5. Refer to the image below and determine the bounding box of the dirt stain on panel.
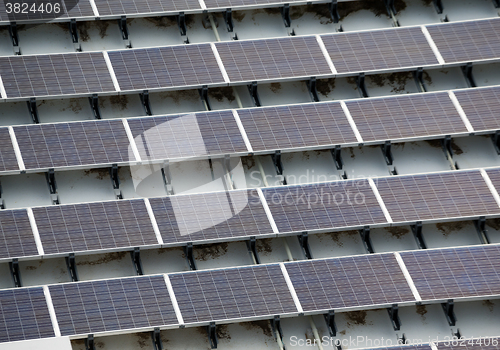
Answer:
[316,78,336,96]
[242,320,273,337]
[436,221,468,236]
[145,16,177,27]
[368,72,413,93]
[416,305,427,318]
[483,300,495,312]
[84,168,110,180]
[256,238,273,255]
[338,0,407,17]
[77,252,128,266]
[330,230,358,247]
[290,4,333,24]
[195,242,229,261]
[486,218,500,231]
[385,226,409,239]
[110,95,129,110]
[269,83,282,93]
[241,156,256,170]
[345,310,370,327]
[208,87,235,102]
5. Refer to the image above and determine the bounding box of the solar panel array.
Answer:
[215,36,332,82]
[94,0,201,16]
[33,199,158,255]
[0,209,38,260]
[320,27,439,73]
[169,264,297,323]
[436,338,500,350]
[427,18,500,64]
[262,179,387,233]
[345,92,468,142]
[237,102,358,151]
[0,53,116,98]
[285,254,415,311]
[0,0,94,22]
[485,168,500,196]
[453,86,500,132]
[0,128,19,172]
[108,45,225,91]
[375,170,500,223]
[49,275,178,335]
[400,245,500,300]
[128,111,248,161]
[13,120,131,170]
[0,287,54,343]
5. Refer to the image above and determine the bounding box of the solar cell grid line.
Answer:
[0,209,39,261]
[127,110,248,161]
[93,0,201,16]
[236,102,358,152]
[168,264,298,324]
[13,119,131,170]
[32,199,159,255]
[262,179,388,234]
[149,189,275,244]
[0,287,55,343]
[375,170,500,223]
[484,168,500,207]
[0,0,95,22]
[0,52,116,99]
[0,127,19,172]
[453,86,500,132]
[343,92,469,142]
[320,26,439,74]
[108,44,226,91]
[436,337,500,350]
[399,245,500,301]
[49,275,179,336]
[215,36,333,82]
[426,18,500,64]
[284,253,416,312]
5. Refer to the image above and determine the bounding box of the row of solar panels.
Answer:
[1,167,500,262]
[0,0,344,24]
[1,18,499,101]
[1,244,499,343]
[1,85,498,175]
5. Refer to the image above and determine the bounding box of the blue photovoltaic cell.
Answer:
[285,254,415,311]
[49,275,178,336]
[0,128,19,172]
[400,245,500,300]
[486,168,500,195]
[0,209,38,260]
[453,86,500,132]
[94,0,201,16]
[0,287,54,343]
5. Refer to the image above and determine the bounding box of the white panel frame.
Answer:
[27,208,44,256]
[368,178,393,223]
[340,101,364,144]
[420,26,445,65]
[163,274,184,326]
[231,110,253,153]
[210,43,230,84]
[8,126,25,172]
[0,74,7,99]
[448,91,475,133]
[279,263,304,314]
[122,119,142,162]
[394,252,422,302]
[480,169,500,209]
[257,188,279,234]
[315,35,337,75]
[43,286,61,337]
[144,198,163,245]
[102,51,121,92]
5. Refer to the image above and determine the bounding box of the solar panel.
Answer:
[400,245,500,300]
[169,264,297,323]
[453,86,500,132]
[0,287,54,343]
[128,111,248,161]
[320,27,439,74]
[94,0,201,16]
[262,179,388,233]
[13,120,131,170]
[285,253,415,312]
[0,128,19,172]
[0,0,94,22]
[436,337,500,350]
[426,18,500,64]
[32,200,158,255]
[0,209,38,260]
[108,45,225,91]
[49,275,178,336]
[375,170,500,223]
[0,53,116,99]
[485,168,500,195]
[344,92,468,142]
[149,189,274,244]
[204,0,330,8]
[215,36,332,82]
[237,102,358,152]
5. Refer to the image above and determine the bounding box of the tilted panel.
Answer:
[453,86,500,132]
[0,209,38,260]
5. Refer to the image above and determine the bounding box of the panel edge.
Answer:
[393,252,422,302]
[8,126,25,172]
[27,208,44,256]
[420,26,445,65]
[279,262,304,314]
[43,285,62,337]
[163,274,184,325]
[257,188,279,234]
[368,178,393,224]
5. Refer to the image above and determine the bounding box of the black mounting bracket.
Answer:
[0,182,4,209]
[384,0,396,15]
[66,253,79,282]
[178,12,187,36]
[161,161,174,195]
[411,222,427,249]
[151,327,163,350]
[474,216,490,244]
[271,316,285,349]
[398,334,407,346]
[27,98,39,124]
[307,77,320,102]
[247,81,261,107]
[413,68,427,92]
[207,322,218,349]
[324,310,337,337]
[492,131,500,154]
[46,169,57,194]
[271,150,285,176]
[9,259,22,287]
[387,304,401,331]
[110,164,120,190]
[9,22,20,54]
[298,232,313,259]
[493,0,500,8]
[442,299,457,326]
[359,226,374,253]
[330,0,340,23]
[452,328,462,339]
[69,19,81,51]
[381,141,394,166]
[281,4,291,27]
[185,243,197,270]
[199,85,212,111]
[89,94,102,119]
[356,73,369,98]
[140,90,153,116]
[118,16,129,40]
[434,0,443,14]
[85,334,96,350]
[224,8,234,32]
[246,236,261,264]
[442,135,453,158]
[331,145,343,170]
[461,63,476,88]
[131,247,144,276]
